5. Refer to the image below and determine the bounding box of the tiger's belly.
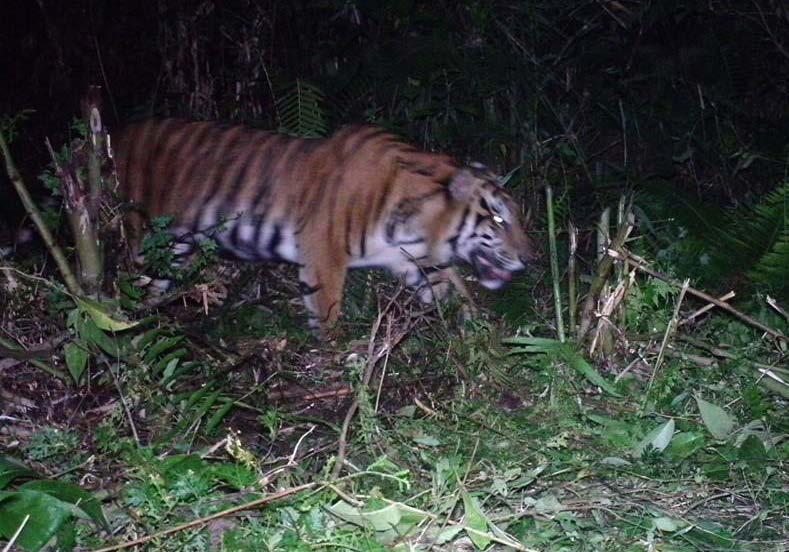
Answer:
[211,218,301,264]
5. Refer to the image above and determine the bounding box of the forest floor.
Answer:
[1,263,787,551]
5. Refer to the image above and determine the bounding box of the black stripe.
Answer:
[157,121,199,211]
[371,176,394,230]
[267,223,282,258]
[224,129,267,210]
[229,221,243,251]
[248,135,288,247]
[359,230,366,258]
[142,120,175,212]
[455,206,470,235]
[299,281,321,295]
[344,213,353,256]
[198,127,248,220]
[178,123,221,220]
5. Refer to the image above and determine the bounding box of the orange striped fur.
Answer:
[116,119,533,335]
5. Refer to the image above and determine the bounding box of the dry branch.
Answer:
[0,132,83,296]
[608,249,788,343]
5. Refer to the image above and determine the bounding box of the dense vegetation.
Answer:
[1,1,787,550]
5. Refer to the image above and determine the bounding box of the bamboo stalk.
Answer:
[568,221,577,334]
[545,184,566,342]
[0,131,84,296]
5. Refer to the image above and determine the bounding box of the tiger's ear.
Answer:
[448,169,477,201]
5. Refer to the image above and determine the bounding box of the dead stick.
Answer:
[0,132,84,296]
[91,482,317,552]
[609,249,788,342]
[679,291,735,326]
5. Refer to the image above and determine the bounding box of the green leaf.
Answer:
[695,396,735,439]
[413,435,441,447]
[633,419,675,457]
[435,525,464,544]
[562,346,621,396]
[75,297,139,332]
[205,399,237,435]
[666,432,706,461]
[534,494,563,514]
[329,500,402,531]
[461,490,491,549]
[600,456,632,467]
[64,342,89,385]
[78,318,125,358]
[0,490,76,551]
[653,516,682,532]
[738,434,768,473]
[210,464,258,491]
[19,480,108,529]
[0,457,37,489]
[505,338,620,396]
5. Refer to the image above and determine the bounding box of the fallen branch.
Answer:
[679,291,735,326]
[0,335,68,381]
[608,249,788,343]
[91,482,318,552]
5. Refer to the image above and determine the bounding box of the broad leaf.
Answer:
[0,457,36,489]
[76,297,139,332]
[462,490,491,549]
[738,434,768,473]
[633,419,675,457]
[329,500,411,532]
[64,342,89,384]
[666,432,706,461]
[0,490,76,551]
[695,396,735,439]
[505,338,620,396]
[20,480,108,529]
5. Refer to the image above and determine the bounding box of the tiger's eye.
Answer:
[493,215,504,224]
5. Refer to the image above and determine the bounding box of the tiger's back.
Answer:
[116,119,533,334]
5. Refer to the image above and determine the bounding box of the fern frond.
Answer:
[274,80,329,138]
[718,182,789,296]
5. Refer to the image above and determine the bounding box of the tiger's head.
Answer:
[448,164,534,289]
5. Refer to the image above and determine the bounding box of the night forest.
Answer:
[0,1,788,550]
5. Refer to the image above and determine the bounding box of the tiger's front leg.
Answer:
[398,265,464,303]
[298,260,348,338]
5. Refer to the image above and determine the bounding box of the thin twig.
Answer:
[766,296,788,321]
[0,334,68,381]
[2,515,30,552]
[91,482,318,552]
[609,249,788,343]
[332,289,406,480]
[643,279,690,409]
[105,357,140,447]
[679,291,736,326]
[567,221,578,333]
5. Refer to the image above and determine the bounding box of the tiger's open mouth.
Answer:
[471,252,515,289]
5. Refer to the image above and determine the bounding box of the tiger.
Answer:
[115,119,533,336]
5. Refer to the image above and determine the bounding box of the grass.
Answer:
[1,262,787,551]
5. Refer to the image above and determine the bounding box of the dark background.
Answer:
[2,0,789,293]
